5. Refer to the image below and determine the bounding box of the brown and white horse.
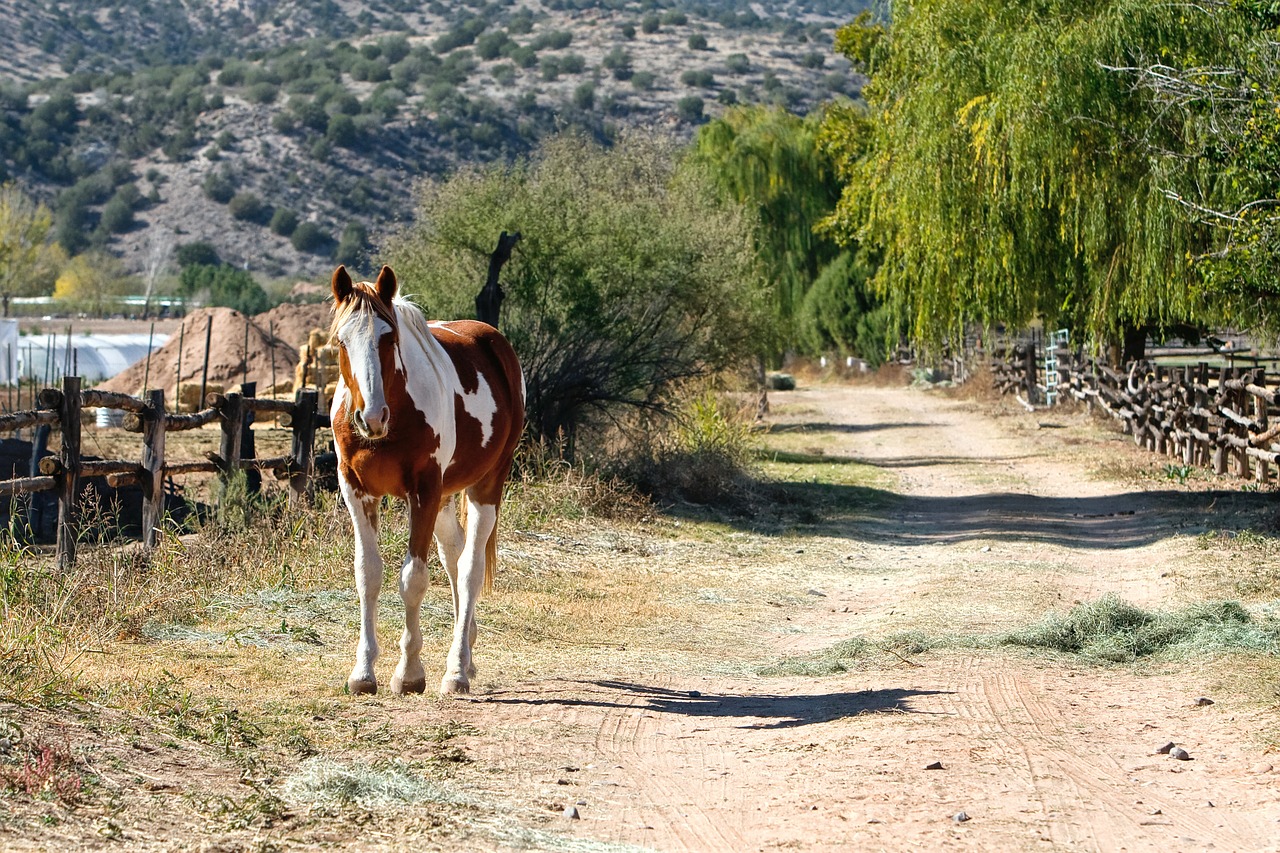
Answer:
[329,264,524,695]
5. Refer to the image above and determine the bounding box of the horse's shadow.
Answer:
[483,679,950,729]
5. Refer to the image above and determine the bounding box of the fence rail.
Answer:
[993,343,1280,484]
[0,376,335,567]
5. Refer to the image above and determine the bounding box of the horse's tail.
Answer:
[460,497,498,594]
[483,527,497,594]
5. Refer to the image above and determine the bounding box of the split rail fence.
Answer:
[993,343,1280,484]
[0,376,335,567]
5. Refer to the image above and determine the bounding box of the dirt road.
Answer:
[433,384,1280,852]
[6,381,1278,852]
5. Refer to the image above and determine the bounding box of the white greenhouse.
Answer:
[0,322,169,385]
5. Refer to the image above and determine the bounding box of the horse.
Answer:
[328,264,525,695]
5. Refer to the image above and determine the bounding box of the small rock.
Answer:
[1150,809,1162,815]
[925,761,944,770]
[563,805,580,820]
[1252,763,1273,774]
[1169,747,1192,761]
[980,546,991,552]
[556,779,570,785]
[0,737,10,753]
[1194,697,1215,707]
[1155,742,1176,755]
[953,811,971,823]
[807,588,825,596]
[688,690,702,698]
[577,800,587,806]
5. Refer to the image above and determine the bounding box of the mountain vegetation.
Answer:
[0,0,866,287]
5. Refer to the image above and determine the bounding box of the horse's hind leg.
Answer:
[441,494,496,694]
[391,489,440,695]
[341,479,382,695]
[432,497,475,679]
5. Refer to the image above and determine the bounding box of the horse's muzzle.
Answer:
[353,406,390,440]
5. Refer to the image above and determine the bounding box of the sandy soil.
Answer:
[4,381,1279,851]
[429,384,1280,852]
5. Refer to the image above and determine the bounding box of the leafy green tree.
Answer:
[692,106,866,357]
[387,131,766,453]
[179,263,270,314]
[820,2,1246,355]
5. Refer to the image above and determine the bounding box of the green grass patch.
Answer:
[759,597,1280,674]
[999,595,1280,662]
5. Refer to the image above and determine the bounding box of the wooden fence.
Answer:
[993,343,1280,483]
[0,377,334,567]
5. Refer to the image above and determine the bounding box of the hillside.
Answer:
[0,0,866,284]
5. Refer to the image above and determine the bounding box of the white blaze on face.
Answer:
[338,310,394,437]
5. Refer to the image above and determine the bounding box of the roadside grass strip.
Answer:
[759,596,1280,673]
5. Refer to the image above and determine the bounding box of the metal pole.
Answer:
[143,321,155,396]
[242,315,249,391]
[175,320,185,413]
[200,314,212,407]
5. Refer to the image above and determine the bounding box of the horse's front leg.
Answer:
[341,477,383,695]
[442,495,496,694]
[390,488,440,695]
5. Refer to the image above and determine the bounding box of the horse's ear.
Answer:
[331,265,353,302]
[375,265,397,304]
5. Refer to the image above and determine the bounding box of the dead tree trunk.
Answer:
[475,230,521,329]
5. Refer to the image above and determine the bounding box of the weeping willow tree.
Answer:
[691,106,849,358]
[822,2,1255,356]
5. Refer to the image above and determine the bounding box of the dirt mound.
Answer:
[253,300,332,350]
[97,303,332,399]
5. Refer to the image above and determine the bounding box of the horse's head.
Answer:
[331,264,400,440]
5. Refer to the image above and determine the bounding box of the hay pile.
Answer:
[97,303,333,403]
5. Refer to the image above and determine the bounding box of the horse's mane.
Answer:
[328,282,402,342]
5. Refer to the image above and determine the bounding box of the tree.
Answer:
[178,263,270,315]
[0,184,55,301]
[692,106,860,356]
[54,250,133,315]
[820,2,1239,356]
[387,131,767,454]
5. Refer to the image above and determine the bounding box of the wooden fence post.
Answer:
[219,392,245,480]
[240,381,259,495]
[1254,368,1269,484]
[141,389,165,550]
[290,388,319,504]
[55,376,81,569]
[1023,341,1037,405]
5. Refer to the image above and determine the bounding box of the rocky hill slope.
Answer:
[0,0,866,286]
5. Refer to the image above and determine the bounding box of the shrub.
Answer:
[631,71,656,90]
[676,96,705,123]
[202,171,235,203]
[99,194,134,234]
[386,132,766,451]
[572,82,595,110]
[176,241,220,267]
[724,53,750,74]
[228,191,267,223]
[640,14,660,33]
[681,69,715,88]
[270,207,299,237]
[603,47,633,81]
[291,221,328,252]
[688,34,708,51]
[246,82,280,104]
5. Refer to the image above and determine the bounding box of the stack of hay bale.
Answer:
[170,381,225,413]
[295,329,340,406]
